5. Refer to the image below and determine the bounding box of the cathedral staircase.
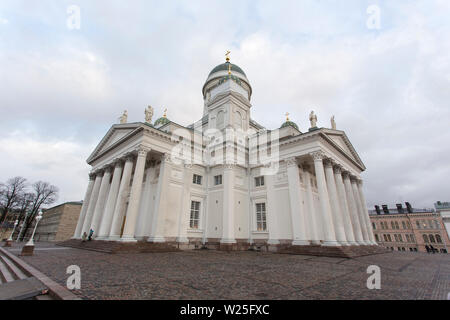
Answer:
[0,246,79,300]
[57,239,181,254]
[277,245,390,258]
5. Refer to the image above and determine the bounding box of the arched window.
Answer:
[234,111,242,129]
[391,221,395,229]
[429,234,436,243]
[402,221,406,229]
[416,221,421,229]
[423,234,429,243]
[395,221,400,229]
[436,234,442,243]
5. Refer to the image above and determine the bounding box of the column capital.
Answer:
[93,169,104,177]
[112,158,124,167]
[310,151,326,161]
[350,175,358,183]
[285,157,298,168]
[162,153,172,163]
[136,146,150,157]
[356,178,364,186]
[342,170,351,179]
[333,164,343,174]
[223,163,235,170]
[124,152,136,162]
[88,172,96,180]
[323,158,334,168]
[102,164,113,173]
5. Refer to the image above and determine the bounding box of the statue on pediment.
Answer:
[145,106,154,123]
[119,110,128,124]
[309,111,317,128]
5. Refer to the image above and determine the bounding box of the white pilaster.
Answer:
[221,164,236,244]
[177,163,192,243]
[357,179,377,245]
[342,172,365,244]
[73,174,95,239]
[265,173,280,244]
[324,160,348,245]
[148,154,170,243]
[334,166,358,245]
[311,152,339,246]
[97,160,123,239]
[303,168,321,245]
[81,172,103,235]
[109,155,134,240]
[121,147,149,242]
[286,157,309,246]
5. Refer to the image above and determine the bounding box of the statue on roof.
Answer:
[145,106,154,123]
[119,110,128,124]
[309,111,317,128]
[331,115,336,130]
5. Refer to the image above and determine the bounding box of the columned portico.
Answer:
[109,155,134,240]
[357,179,377,245]
[311,152,339,246]
[81,172,103,235]
[302,167,321,244]
[90,166,112,237]
[334,166,358,245]
[351,177,370,245]
[97,159,123,239]
[324,159,348,245]
[342,172,365,245]
[148,154,170,243]
[121,147,149,242]
[73,174,95,239]
[286,158,309,246]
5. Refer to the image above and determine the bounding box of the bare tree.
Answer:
[0,177,27,223]
[20,181,58,240]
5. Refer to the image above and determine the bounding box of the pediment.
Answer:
[321,130,366,170]
[86,123,142,163]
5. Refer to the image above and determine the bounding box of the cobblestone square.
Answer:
[5,242,450,300]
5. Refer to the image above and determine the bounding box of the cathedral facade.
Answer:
[73,57,377,250]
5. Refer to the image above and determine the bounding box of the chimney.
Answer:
[405,202,413,213]
[382,205,389,214]
[396,204,404,214]
[375,205,381,215]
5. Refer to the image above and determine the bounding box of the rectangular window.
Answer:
[255,203,267,231]
[255,176,265,187]
[190,201,201,229]
[372,222,376,230]
[193,174,202,185]
[214,175,222,185]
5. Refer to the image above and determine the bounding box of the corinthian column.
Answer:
[351,177,370,245]
[109,155,134,240]
[148,154,170,243]
[81,172,103,235]
[356,179,377,245]
[334,166,357,245]
[286,158,309,245]
[73,174,95,239]
[303,168,321,244]
[221,164,236,244]
[97,159,123,239]
[89,166,113,237]
[311,152,339,246]
[121,147,149,242]
[342,172,364,244]
[324,159,348,245]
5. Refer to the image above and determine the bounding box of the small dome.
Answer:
[281,120,299,130]
[209,62,246,77]
[154,116,170,127]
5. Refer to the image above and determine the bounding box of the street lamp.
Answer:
[16,222,24,242]
[7,220,18,241]
[21,210,43,256]
[26,211,43,247]
[3,219,18,247]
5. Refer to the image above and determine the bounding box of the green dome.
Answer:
[209,62,246,77]
[154,116,170,127]
[281,121,299,130]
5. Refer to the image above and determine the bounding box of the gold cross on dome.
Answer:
[225,50,231,62]
[163,108,167,118]
[286,112,290,121]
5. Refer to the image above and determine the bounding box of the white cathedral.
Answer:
[73,54,377,250]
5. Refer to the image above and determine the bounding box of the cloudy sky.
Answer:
[0,0,449,209]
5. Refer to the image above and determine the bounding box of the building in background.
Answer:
[369,203,449,253]
[435,202,450,238]
[30,201,82,242]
